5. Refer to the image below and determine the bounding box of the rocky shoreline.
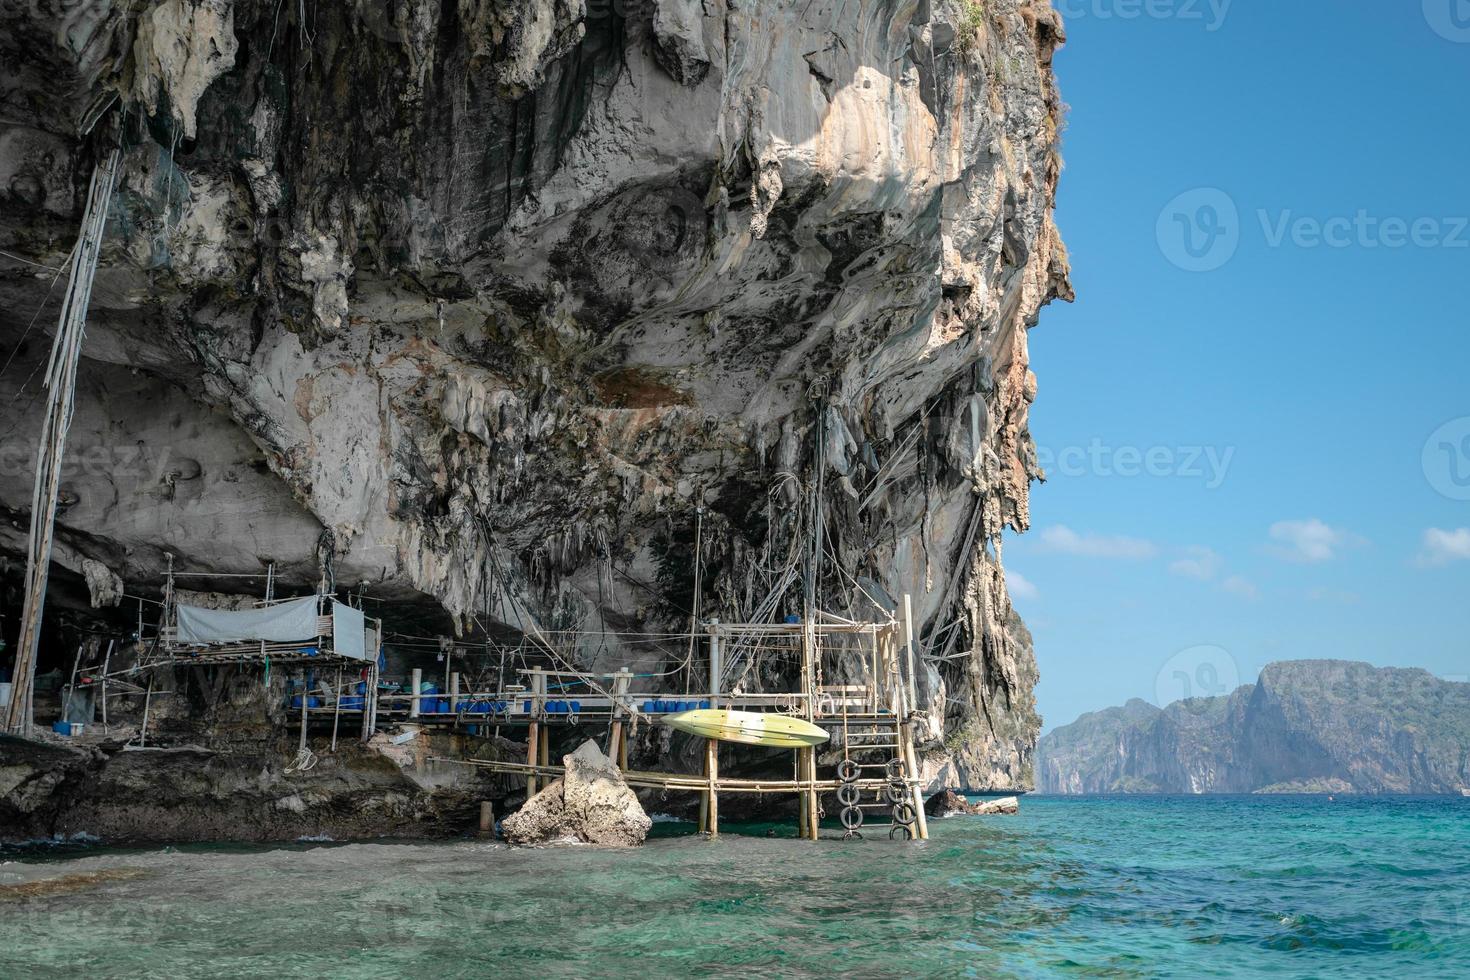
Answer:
[0,730,513,846]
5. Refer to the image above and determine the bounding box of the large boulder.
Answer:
[502,740,651,847]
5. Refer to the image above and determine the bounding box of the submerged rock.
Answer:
[924,789,1019,817]
[925,788,979,817]
[502,741,651,847]
[975,796,1020,815]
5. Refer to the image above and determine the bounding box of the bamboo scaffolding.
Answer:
[5,149,120,736]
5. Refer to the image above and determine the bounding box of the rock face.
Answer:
[1037,661,1470,795]
[0,730,509,844]
[501,740,651,846]
[1,0,1072,793]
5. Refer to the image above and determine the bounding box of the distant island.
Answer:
[1036,660,1470,795]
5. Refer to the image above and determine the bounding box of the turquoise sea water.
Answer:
[3,796,1468,978]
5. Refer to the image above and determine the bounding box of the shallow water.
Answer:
[3,796,1467,978]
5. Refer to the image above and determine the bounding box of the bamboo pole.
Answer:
[139,675,154,747]
[479,801,495,837]
[811,746,823,840]
[902,593,920,715]
[99,640,113,731]
[797,749,807,838]
[903,720,930,841]
[330,668,343,752]
[698,747,709,833]
[5,150,120,736]
[706,737,719,839]
[607,671,630,766]
[409,667,422,719]
[526,720,540,796]
[431,757,897,793]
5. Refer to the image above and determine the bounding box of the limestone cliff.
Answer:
[1,0,1071,791]
[1037,661,1470,795]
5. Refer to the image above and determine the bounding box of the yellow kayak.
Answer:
[663,708,829,748]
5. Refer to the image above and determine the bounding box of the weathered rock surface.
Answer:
[925,787,978,816]
[924,787,1018,816]
[1037,661,1470,795]
[502,740,650,846]
[0,730,509,844]
[1,0,1072,795]
[975,794,1019,814]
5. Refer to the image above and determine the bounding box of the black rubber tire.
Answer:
[836,783,861,807]
[840,805,864,830]
[889,824,913,841]
[885,758,905,781]
[892,802,917,827]
[883,780,907,805]
[837,759,859,783]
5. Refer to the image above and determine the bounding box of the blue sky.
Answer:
[1013,1,1470,731]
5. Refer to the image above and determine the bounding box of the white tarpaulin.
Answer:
[175,595,320,645]
[331,601,367,661]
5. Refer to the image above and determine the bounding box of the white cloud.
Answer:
[1007,571,1039,601]
[1266,518,1362,563]
[1222,575,1259,600]
[1419,527,1470,567]
[1169,546,1221,580]
[1037,525,1158,560]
